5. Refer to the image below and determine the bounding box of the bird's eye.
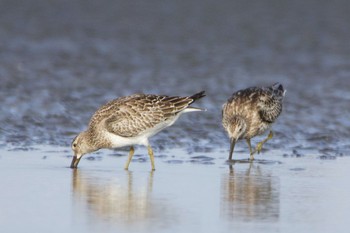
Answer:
[73,143,77,148]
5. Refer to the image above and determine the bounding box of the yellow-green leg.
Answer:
[246,138,255,161]
[255,131,274,154]
[124,146,135,170]
[148,145,156,171]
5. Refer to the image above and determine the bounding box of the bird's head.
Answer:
[225,116,247,141]
[70,131,95,169]
[224,116,247,160]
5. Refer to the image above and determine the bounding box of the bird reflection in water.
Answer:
[221,162,280,222]
[71,169,169,225]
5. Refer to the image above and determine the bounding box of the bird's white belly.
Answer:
[105,132,149,147]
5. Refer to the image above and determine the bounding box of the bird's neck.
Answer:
[86,129,112,149]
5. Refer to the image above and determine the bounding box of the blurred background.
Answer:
[0,0,349,156]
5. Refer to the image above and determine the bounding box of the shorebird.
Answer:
[71,91,206,170]
[222,83,285,161]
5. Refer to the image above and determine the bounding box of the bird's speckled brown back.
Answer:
[89,92,205,138]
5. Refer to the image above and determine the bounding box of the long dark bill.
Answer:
[228,138,236,161]
[70,156,81,169]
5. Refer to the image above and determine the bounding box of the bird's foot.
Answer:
[255,142,264,154]
[267,131,274,140]
[254,131,274,154]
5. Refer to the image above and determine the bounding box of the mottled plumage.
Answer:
[71,91,206,170]
[222,83,285,160]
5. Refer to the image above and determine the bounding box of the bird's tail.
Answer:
[190,91,206,102]
[271,83,286,98]
[187,91,206,111]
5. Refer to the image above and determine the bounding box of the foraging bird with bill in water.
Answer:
[71,91,206,170]
[222,83,285,161]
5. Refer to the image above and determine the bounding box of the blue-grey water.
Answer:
[1,0,350,232]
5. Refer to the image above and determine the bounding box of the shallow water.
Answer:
[1,148,350,233]
[1,0,350,232]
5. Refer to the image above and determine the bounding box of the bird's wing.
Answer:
[104,94,195,137]
[257,90,283,123]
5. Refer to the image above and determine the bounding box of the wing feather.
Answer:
[225,87,282,124]
[103,94,195,137]
[257,90,283,123]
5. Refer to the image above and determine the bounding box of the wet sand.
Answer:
[1,147,349,233]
